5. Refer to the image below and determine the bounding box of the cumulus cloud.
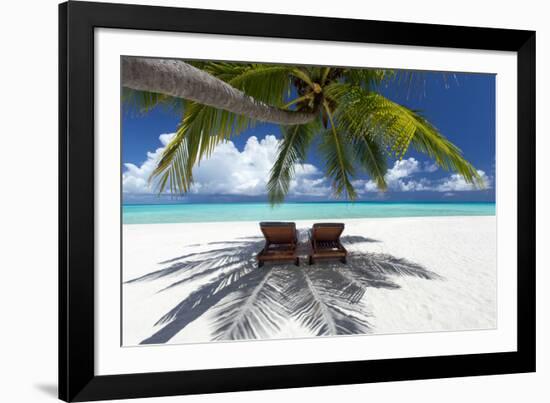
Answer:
[290,177,331,197]
[423,161,439,173]
[434,170,491,192]
[356,157,490,193]
[122,133,175,194]
[359,157,429,192]
[122,133,328,197]
[124,136,490,198]
[386,158,421,181]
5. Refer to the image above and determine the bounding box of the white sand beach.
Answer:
[122,216,496,346]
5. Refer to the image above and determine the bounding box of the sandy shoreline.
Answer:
[123,216,497,346]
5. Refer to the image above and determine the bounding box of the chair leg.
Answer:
[258,260,264,268]
[295,257,300,266]
[341,256,347,264]
[309,256,313,265]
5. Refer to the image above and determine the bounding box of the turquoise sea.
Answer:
[122,202,495,225]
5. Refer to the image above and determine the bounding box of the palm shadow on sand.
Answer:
[125,230,441,345]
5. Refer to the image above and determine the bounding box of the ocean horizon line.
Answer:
[122,200,496,207]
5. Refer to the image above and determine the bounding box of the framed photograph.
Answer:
[59,1,536,401]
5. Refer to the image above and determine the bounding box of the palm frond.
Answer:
[200,62,294,105]
[320,67,331,85]
[407,113,482,185]
[150,120,193,193]
[327,83,483,186]
[290,67,315,88]
[346,131,388,190]
[266,121,320,204]
[150,99,257,193]
[121,88,183,115]
[327,83,414,156]
[319,103,357,199]
[228,64,294,106]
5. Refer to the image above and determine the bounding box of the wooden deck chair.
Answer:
[257,222,299,268]
[308,223,347,265]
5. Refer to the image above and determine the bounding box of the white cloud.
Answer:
[124,137,490,197]
[122,133,176,194]
[290,177,331,197]
[386,158,421,182]
[435,170,491,192]
[357,157,491,193]
[423,161,439,173]
[360,157,428,192]
[122,133,328,197]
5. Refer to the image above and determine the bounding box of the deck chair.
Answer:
[257,222,299,267]
[308,223,347,265]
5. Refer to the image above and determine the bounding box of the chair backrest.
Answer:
[260,222,297,244]
[312,223,345,242]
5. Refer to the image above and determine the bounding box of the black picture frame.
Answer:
[59,1,536,401]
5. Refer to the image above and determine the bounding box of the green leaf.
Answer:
[328,83,483,187]
[150,100,255,193]
[267,121,320,204]
[202,62,294,106]
[121,88,183,115]
[320,103,357,199]
[346,131,388,191]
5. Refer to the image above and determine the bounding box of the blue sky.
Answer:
[122,69,495,204]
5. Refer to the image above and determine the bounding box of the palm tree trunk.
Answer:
[121,57,316,125]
